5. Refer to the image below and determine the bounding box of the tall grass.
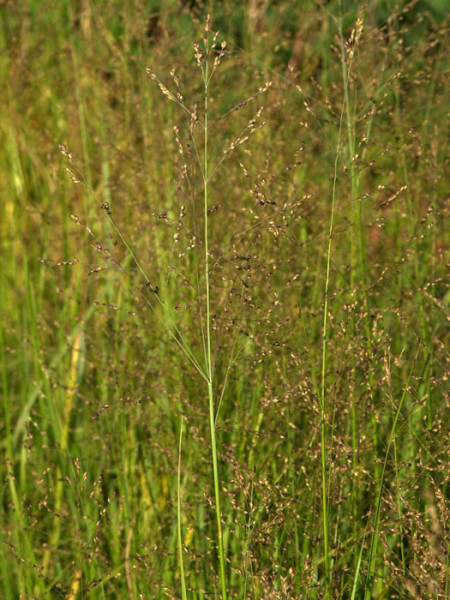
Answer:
[0,1,448,598]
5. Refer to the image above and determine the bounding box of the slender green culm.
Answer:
[177,417,187,600]
[201,17,228,599]
[319,11,353,590]
[319,137,337,599]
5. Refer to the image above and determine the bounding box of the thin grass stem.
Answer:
[202,42,228,600]
[177,417,187,600]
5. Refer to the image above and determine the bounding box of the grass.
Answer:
[0,1,448,598]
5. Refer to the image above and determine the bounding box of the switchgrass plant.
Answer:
[1,1,448,598]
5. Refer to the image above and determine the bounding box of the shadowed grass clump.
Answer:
[0,1,448,598]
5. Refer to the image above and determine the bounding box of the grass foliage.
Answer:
[0,1,448,598]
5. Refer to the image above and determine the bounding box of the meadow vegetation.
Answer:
[0,1,448,598]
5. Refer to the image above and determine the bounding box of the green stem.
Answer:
[320,142,338,597]
[177,417,187,600]
[203,56,227,600]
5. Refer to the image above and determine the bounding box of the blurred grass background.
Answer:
[0,1,448,598]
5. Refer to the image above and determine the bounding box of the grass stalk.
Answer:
[201,40,228,600]
[319,77,343,600]
[177,417,187,600]
[319,8,364,588]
